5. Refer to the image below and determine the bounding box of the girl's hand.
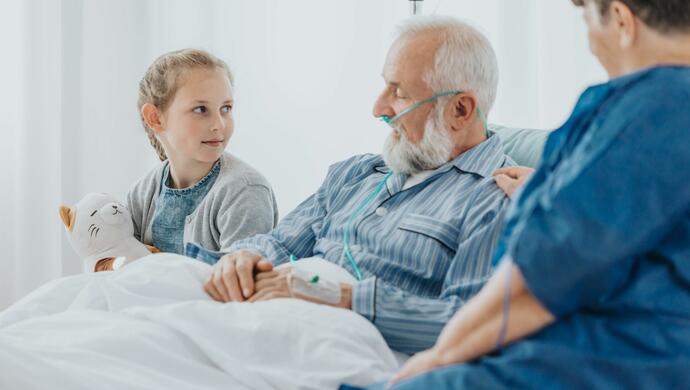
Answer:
[145,244,160,253]
[493,166,535,198]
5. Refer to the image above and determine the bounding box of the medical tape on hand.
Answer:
[288,267,341,305]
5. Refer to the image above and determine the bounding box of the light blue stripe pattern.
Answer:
[228,133,513,354]
[184,241,225,266]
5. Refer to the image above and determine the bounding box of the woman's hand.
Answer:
[388,261,555,387]
[389,348,444,386]
[493,166,535,198]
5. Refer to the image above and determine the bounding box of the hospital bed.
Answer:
[0,126,548,390]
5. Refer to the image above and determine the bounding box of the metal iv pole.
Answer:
[409,0,424,15]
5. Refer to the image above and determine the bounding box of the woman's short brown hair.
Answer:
[571,0,690,34]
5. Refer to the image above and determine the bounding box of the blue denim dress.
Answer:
[151,160,220,254]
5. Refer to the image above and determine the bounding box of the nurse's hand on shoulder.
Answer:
[493,166,534,198]
[204,250,273,302]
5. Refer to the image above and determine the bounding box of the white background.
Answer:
[0,0,606,309]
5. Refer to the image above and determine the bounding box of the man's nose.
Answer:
[373,89,396,119]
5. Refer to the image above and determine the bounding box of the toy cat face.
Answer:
[59,193,134,258]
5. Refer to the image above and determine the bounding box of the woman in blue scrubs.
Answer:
[361,1,690,389]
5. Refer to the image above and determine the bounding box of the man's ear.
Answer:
[59,206,76,232]
[446,94,477,132]
[141,103,165,134]
[610,0,637,48]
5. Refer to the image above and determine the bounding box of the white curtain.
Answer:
[0,0,606,309]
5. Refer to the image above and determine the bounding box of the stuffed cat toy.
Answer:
[59,193,157,272]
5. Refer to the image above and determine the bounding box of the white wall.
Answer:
[162,0,606,218]
[71,0,609,217]
[0,0,24,310]
[0,0,607,308]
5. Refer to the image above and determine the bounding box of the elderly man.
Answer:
[203,16,514,354]
[361,0,690,389]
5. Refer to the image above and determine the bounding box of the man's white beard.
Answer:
[382,106,453,175]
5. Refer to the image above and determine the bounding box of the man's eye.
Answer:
[394,88,407,99]
[221,105,233,113]
[193,106,207,114]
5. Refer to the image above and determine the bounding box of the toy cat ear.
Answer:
[59,206,76,232]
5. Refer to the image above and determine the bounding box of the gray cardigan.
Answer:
[126,153,278,252]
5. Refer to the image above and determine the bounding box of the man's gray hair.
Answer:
[396,16,499,115]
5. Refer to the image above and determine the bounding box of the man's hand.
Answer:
[493,166,535,198]
[248,267,353,309]
[204,250,273,302]
[389,347,444,385]
[247,268,292,302]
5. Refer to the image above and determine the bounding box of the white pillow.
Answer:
[490,124,549,168]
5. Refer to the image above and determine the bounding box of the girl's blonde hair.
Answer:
[137,48,234,161]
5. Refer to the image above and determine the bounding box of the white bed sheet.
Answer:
[0,254,399,390]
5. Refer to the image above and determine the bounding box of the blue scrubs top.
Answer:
[353,66,690,390]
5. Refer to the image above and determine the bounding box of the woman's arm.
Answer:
[391,260,555,383]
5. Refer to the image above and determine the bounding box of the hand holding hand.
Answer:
[204,250,273,302]
[248,266,353,309]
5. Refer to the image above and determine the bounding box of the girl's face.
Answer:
[159,67,234,165]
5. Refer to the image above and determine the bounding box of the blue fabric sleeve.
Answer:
[227,192,324,266]
[227,161,347,266]
[511,91,690,317]
[183,242,225,265]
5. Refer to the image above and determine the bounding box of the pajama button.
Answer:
[186,216,192,224]
[375,207,388,216]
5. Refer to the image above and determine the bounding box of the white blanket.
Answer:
[0,254,398,390]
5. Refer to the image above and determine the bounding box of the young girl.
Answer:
[125,48,278,261]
